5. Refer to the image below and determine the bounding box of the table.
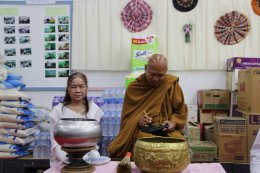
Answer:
[44,161,227,173]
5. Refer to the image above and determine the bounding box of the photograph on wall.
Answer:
[45,43,56,50]
[19,16,30,24]
[4,36,16,44]
[58,43,69,50]
[58,34,69,41]
[4,48,16,56]
[4,60,16,68]
[58,25,69,32]
[58,69,69,77]
[58,52,69,60]
[20,48,32,55]
[4,17,15,24]
[19,36,31,44]
[45,70,56,78]
[45,61,56,69]
[4,26,15,34]
[44,25,55,33]
[44,16,55,24]
[20,60,32,68]
[58,60,69,68]
[19,26,30,34]
[45,34,56,41]
[45,52,56,60]
[58,16,69,24]
[0,4,71,88]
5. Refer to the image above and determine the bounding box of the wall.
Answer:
[25,70,226,109]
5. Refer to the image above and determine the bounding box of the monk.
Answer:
[108,54,188,158]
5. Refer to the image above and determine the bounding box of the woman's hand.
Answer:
[139,114,152,127]
[162,120,176,132]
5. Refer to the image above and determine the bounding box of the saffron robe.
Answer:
[108,74,188,158]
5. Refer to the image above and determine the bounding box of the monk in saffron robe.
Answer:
[108,54,188,158]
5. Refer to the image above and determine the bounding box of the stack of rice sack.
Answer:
[0,54,25,90]
[0,89,37,158]
[0,73,26,90]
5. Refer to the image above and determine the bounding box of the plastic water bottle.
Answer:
[119,88,125,112]
[114,89,121,112]
[52,96,60,108]
[88,96,93,102]
[107,89,115,112]
[108,136,114,147]
[101,112,109,136]
[107,112,114,136]
[114,112,121,136]
[95,96,103,108]
[101,136,109,156]
[59,96,64,103]
[33,132,51,159]
[102,89,109,112]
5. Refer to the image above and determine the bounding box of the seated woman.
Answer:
[48,72,104,168]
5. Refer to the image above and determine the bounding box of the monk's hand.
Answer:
[162,120,176,132]
[139,114,152,127]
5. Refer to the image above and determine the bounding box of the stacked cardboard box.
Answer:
[226,57,260,91]
[189,140,217,162]
[199,109,229,124]
[197,89,230,124]
[236,67,260,162]
[237,67,260,113]
[204,124,214,141]
[213,116,247,163]
[190,89,231,162]
[236,110,260,161]
[226,57,260,117]
[186,122,201,141]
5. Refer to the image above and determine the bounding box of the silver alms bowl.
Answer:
[54,118,101,148]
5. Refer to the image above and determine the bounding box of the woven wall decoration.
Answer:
[121,0,153,33]
[214,11,250,45]
[251,0,260,15]
[172,0,198,12]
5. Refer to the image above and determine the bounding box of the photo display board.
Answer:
[0,1,72,90]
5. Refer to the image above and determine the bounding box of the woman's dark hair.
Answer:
[62,72,89,113]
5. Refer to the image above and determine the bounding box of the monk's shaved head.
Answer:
[145,54,168,87]
[147,54,168,67]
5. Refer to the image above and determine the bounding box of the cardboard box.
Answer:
[213,116,247,163]
[236,110,260,161]
[237,67,260,113]
[213,116,246,135]
[197,90,230,110]
[204,124,214,141]
[187,104,198,122]
[226,57,260,72]
[215,134,247,163]
[188,140,217,162]
[186,122,201,141]
[226,57,260,91]
[199,109,229,124]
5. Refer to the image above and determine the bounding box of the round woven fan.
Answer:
[214,11,250,45]
[121,0,153,33]
[251,0,260,15]
[172,0,198,12]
